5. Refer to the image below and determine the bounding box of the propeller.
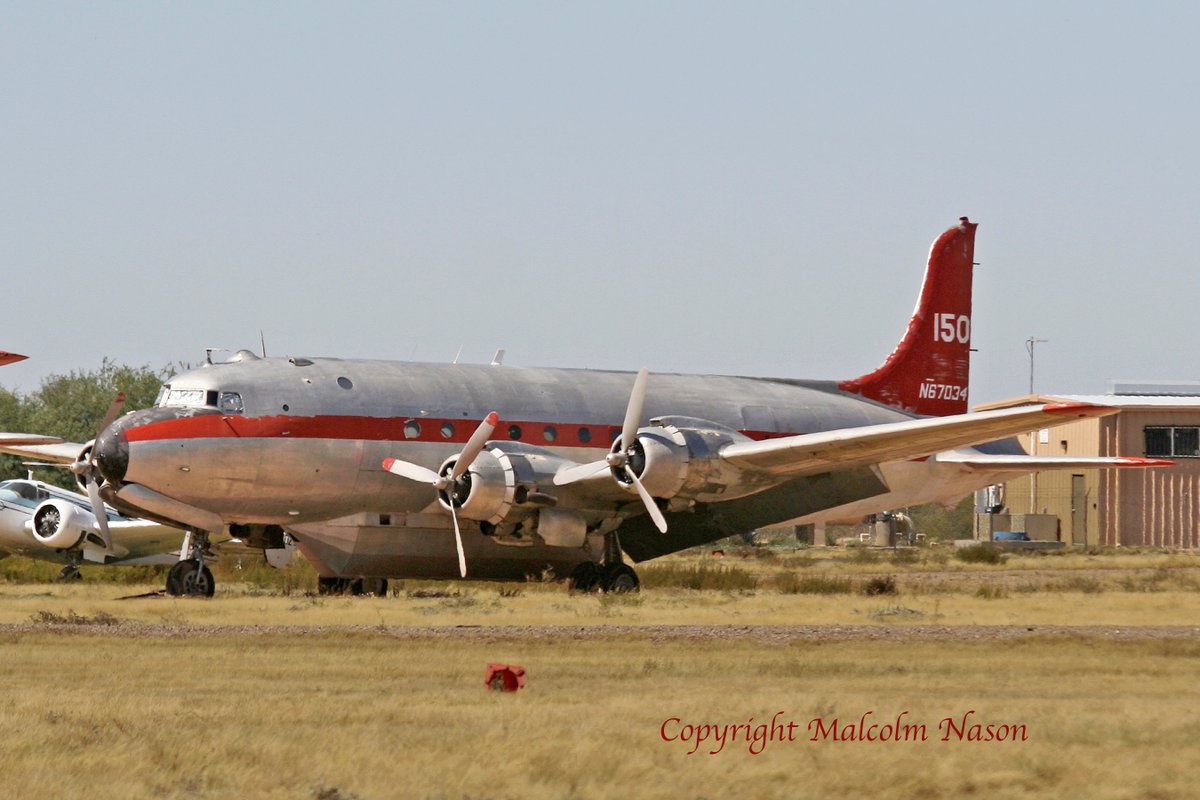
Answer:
[553,368,668,533]
[68,391,127,550]
[383,411,499,578]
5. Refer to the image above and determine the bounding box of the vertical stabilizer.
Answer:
[838,217,977,416]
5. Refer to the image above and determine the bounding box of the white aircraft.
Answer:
[0,477,185,581]
[0,219,1170,594]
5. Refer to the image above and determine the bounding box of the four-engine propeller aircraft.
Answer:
[0,219,1170,593]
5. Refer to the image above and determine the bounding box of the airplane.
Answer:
[0,476,186,581]
[0,360,295,596]
[0,218,1170,594]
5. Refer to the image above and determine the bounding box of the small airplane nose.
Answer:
[94,422,129,485]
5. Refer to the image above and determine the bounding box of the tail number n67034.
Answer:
[934,313,971,344]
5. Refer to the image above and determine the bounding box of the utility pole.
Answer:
[1026,337,1048,395]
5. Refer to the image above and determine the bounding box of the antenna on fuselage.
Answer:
[452,345,464,365]
[260,331,267,358]
[491,349,505,366]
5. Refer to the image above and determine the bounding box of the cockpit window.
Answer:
[218,392,244,414]
[156,386,241,412]
[159,388,208,407]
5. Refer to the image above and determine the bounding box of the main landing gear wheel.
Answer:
[600,563,639,594]
[166,559,215,598]
[568,562,601,593]
[56,565,82,582]
[317,577,389,597]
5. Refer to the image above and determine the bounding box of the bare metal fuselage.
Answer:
[105,355,1002,579]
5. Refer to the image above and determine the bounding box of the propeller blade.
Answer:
[625,467,668,533]
[553,459,610,486]
[450,412,499,481]
[621,368,648,452]
[94,392,128,446]
[85,479,113,550]
[382,457,441,484]
[449,503,467,578]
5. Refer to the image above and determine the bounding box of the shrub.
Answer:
[954,544,1007,565]
[769,573,855,595]
[639,563,758,591]
[861,575,898,596]
[975,583,1009,600]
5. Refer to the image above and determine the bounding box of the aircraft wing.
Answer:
[933,452,1172,471]
[719,403,1120,479]
[0,435,79,464]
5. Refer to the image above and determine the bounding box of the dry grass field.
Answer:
[2,546,1200,799]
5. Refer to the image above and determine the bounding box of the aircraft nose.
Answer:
[94,422,129,485]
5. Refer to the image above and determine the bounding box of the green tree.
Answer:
[0,360,172,485]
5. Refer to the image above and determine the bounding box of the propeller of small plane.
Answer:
[553,368,668,533]
[382,411,499,578]
[67,391,126,551]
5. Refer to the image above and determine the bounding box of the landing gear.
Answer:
[166,559,215,597]
[569,531,640,593]
[56,564,82,582]
[166,530,216,597]
[317,576,389,596]
[601,563,639,593]
[568,562,601,592]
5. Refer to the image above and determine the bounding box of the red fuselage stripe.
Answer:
[123,413,797,448]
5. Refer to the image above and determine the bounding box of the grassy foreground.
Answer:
[3,546,1200,799]
[2,629,1199,799]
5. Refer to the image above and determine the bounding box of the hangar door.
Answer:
[1070,474,1087,545]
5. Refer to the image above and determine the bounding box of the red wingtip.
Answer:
[1041,402,1115,417]
[0,351,28,367]
[382,457,395,471]
[1118,457,1175,468]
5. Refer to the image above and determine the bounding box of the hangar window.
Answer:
[1145,426,1200,458]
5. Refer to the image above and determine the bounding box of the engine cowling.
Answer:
[30,499,97,550]
[613,416,757,507]
[439,442,577,525]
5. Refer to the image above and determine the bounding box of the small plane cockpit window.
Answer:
[218,392,244,414]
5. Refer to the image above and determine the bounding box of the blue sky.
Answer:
[2,2,1196,405]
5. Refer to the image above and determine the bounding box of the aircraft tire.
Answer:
[166,559,216,598]
[600,563,639,594]
[568,562,601,593]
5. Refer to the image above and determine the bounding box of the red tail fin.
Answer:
[839,217,977,416]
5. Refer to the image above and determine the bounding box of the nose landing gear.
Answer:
[165,530,216,598]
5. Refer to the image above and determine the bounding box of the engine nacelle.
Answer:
[614,416,756,506]
[30,499,97,550]
[439,442,579,526]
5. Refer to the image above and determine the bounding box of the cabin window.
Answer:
[543,425,557,442]
[508,424,523,440]
[404,421,421,439]
[440,422,455,439]
[337,377,353,390]
[577,427,592,444]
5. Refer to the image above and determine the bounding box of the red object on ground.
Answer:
[711,550,725,558]
[485,663,526,692]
